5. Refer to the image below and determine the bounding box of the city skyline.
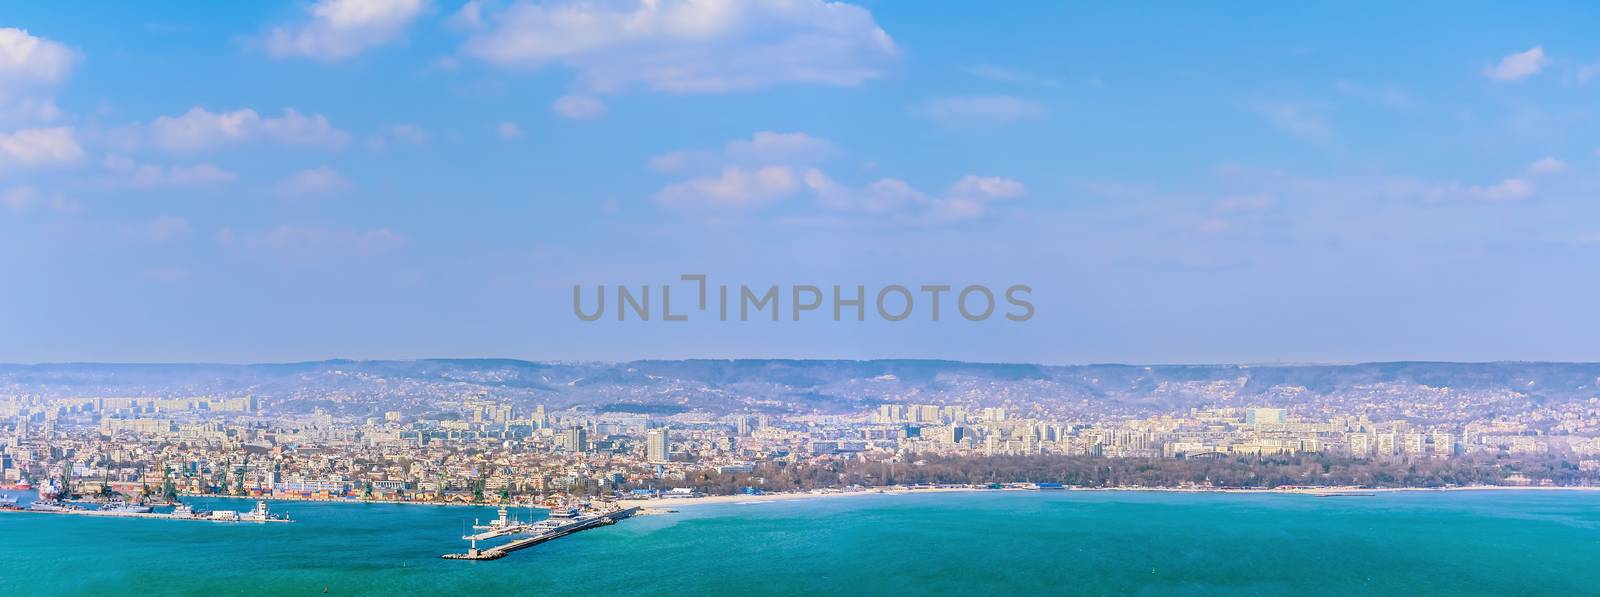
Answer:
[9,3,1600,593]
[6,1,1600,365]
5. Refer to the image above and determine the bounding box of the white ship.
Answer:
[38,478,64,500]
[101,500,154,514]
[27,500,79,512]
[240,500,288,522]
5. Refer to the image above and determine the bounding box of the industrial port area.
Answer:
[0,477,290,523]
[1,477,653,561]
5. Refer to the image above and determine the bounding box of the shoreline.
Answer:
[12,484,1600,515]
[182,494,494,508]
[130,483,1600,511]
[614,484,1600,509]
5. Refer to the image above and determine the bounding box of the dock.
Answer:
[442,506,638,561]
[0,507,293,522]
[0,499,291,523]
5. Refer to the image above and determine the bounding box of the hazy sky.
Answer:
[3,1,1600,364]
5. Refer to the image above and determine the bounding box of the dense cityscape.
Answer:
[5,360,1600,504]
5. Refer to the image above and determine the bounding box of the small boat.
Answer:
[0,494,17,505]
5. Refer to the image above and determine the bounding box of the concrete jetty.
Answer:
[442,506,638,561]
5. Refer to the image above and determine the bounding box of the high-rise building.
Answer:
[1245,408,1286,425]
[1348,432,1372,457]
[735,416,750,436]
[947,424,966,444]
[1431,432,1458,458]
[562,426,587,453]
[1375,431,1398,456]
[647,428,670,464]
[1401,432,1426,456]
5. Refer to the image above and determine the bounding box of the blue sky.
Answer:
[3,1,1599,364]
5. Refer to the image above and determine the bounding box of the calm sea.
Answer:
[2,490,1598,595]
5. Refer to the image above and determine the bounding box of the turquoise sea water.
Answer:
[3,490,1599,595]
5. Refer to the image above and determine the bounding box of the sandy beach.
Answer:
[161,483,1600,512]
[615,483,1600,509]
[616,486,986,509]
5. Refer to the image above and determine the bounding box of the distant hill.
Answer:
[2,359,1597,420]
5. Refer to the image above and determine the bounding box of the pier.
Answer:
[442,506,639,561]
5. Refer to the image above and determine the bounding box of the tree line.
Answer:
[651,454,1600,494]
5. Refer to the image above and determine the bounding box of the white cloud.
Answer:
[655,166,800,208]
[935,175,1026,219]
[1484,46,1547,82]
[447,0,484,30]
[276,166,352,196]
[0,28,78,127]
[801,171,1024,220]
[139,107,349,151]
[948,175,1025,200]
[497,121,523,139]
[1213,164,1552,212]
[912,95,1046,124]
[221,225,410,258]
[102,156,237,187]
[1383,177,1535,203]
[1526,157,1567,176]
[0,126,84,169]
[266,0,427,61]
[725,131,834,163]
[0,28,77,86]
[1471,178,1535,201]
[803,170,917,214]
[648,131,833,172]
[651,130,1022,220]
[551,94,605,119]
[463,0,898,93]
